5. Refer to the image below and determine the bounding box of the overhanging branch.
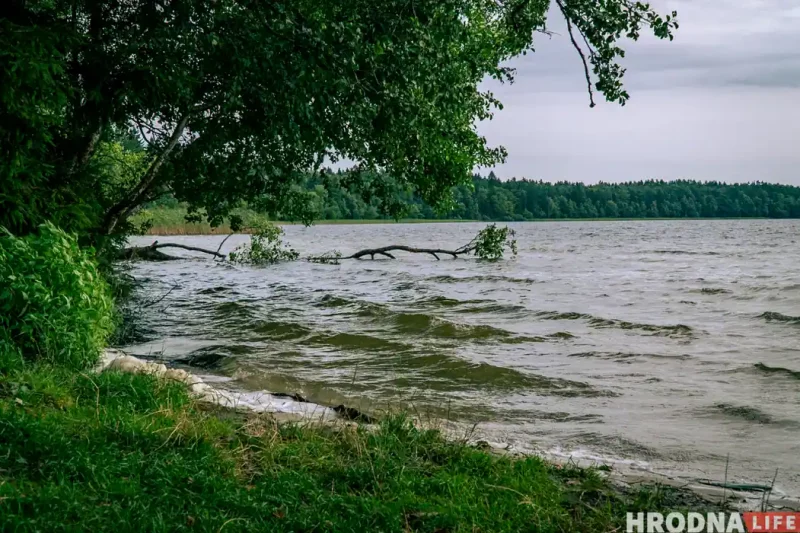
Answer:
[102,114,190,235]
[556,0,596,108]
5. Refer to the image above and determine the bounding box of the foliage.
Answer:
[0,223,114,371]
[228,223,299,265]
[139,176,800,233]
[0,364,715,532]
[92,141,151,214]
[455,176,800,220]
[304,173,800,221]
[470,224,518,260]
[131,204,272,235]
[0,17,73,235]
[1,0,677,241]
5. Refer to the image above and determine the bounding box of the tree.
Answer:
[2,0,678,242]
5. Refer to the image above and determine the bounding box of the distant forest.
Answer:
[316,173,800,220]
[154,173,800,221]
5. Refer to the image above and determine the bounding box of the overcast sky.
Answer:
[478,0,800,184]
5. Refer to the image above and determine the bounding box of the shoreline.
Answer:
[100,349,800,513]
[7,347,728,531]
[138,217,780,236]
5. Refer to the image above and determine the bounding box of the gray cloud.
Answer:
[481,0,800,183]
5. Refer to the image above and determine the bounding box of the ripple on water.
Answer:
[424,274,540,285]
[388,312,546,344]
[175,345,255,369]
[300,332,413,353]
[250,320,314,341]
[569,352,691,364]
[559,432,662,460]
[213,301,255,319]
[198,286,235,295]
[314,294,546,344]
[752,362,800,380]
[366,352,614,397]
[415,295,529,315]
[694,288,732,295]
[707,403,773,424]
[535,311,694,338]
[759,311,800,325]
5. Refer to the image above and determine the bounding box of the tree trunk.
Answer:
[101,115,190,235]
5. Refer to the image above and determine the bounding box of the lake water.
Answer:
[125,220,800,497]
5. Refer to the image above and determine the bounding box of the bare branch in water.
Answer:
[118,242,226,261]
[312,244,476,261]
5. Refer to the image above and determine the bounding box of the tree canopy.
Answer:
[1,0,677,241]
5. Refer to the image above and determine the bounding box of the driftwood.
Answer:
[340,244,476,261]
[118,241,226,261]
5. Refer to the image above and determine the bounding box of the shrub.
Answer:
[0,223,114,371]
[228,222,299,265]
[471,224,518,260]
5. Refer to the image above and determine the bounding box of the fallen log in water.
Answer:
[340,244,476,261]
[118,241,226,261]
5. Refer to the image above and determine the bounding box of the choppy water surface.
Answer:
[126,220,800,495]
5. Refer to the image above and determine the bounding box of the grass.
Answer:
[132,205,771,236]
[0,364,714,532]
[131,206,477,235]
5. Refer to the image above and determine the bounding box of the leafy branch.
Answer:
[308,224,517,263]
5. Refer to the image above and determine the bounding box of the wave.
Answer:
[758,311,800,325]
[251,320,313,341]
[590,318,693,336]
[753,362,800,380]
[416,296,529,315]
[198,286,234,295]
[314,294,388,318]
[416,295,491,308]
[547,331,576,340]
[649,250,720,256]
[214,301,254,318]
[560,432,661,459]
[425,274,540,285]
[407,354,612,396]
[696,288,732,295]
[711,403,772,424]
[535,311,694,337]
[301,332,413,352]
[315,294,540,343]
[569,351,691,363]
[175,345,254,369]
[389,313,544,344]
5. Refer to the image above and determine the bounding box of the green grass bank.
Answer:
[0,362,716,532]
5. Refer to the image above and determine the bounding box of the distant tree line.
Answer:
[309,172,800,221]
[150,171,800,222]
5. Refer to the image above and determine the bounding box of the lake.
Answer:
[125,220,800,497]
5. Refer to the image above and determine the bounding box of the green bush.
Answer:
[0,223,114,371]
[228,222,299,265]
[469,224,518,260]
